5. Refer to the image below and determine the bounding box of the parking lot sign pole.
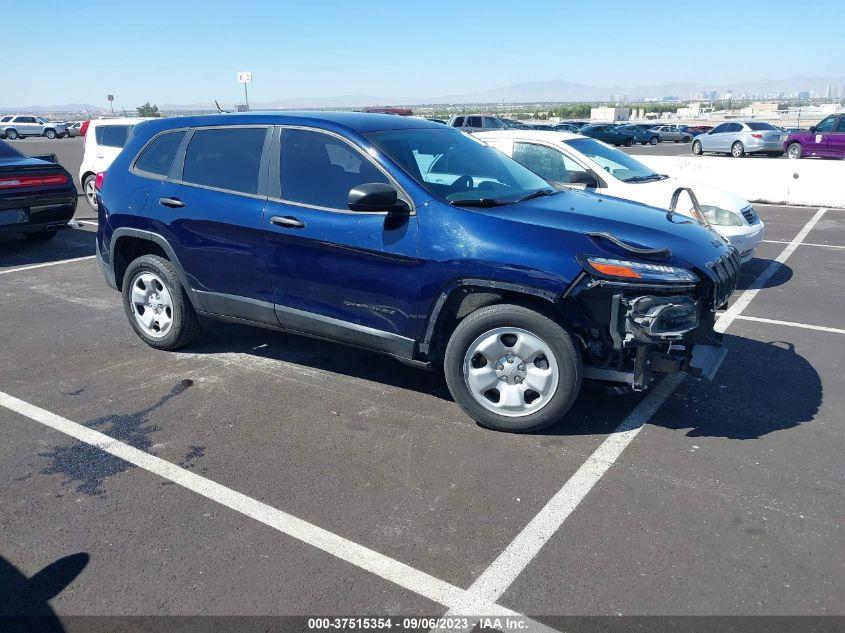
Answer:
[237,72,252,111]
[107,94,114,116]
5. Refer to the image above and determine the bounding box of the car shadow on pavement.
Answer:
[0,552,89,632]
[0,229,94,269]
[735,257,793,290]
[651,333,821,440]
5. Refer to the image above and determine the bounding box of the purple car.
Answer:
[784,113,845,159]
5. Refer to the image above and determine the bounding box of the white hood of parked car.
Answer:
[618,175,750,216]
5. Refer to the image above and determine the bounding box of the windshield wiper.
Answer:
[515,188,558,203]
[449,198,507,208]
[626,174,664,183]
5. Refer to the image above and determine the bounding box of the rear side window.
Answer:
[0,116,12,123]
[95,125,132,148]
[279,128,387,209]
[134,130,186,177]
[181,127,266,195]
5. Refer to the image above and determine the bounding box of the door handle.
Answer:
[159,197,186,208]
[270,215,305,229]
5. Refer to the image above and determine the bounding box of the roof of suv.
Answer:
[135,111,443,136]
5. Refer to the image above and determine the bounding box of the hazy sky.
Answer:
[6,0,843,107]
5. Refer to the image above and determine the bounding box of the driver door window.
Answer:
[279,129,388,210]
[512,142,589,188]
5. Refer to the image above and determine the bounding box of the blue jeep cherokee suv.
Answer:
[96,112,739,432]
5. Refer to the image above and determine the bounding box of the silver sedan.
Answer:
[692,121,785,157]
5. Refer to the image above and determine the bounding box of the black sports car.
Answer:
[0,140,76,241]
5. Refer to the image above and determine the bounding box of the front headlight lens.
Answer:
[699,205,744,226]
[584,257,699,283]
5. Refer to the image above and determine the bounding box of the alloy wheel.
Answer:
[129,272,174,338]
[462,326,559,418]
[84,178,98,210]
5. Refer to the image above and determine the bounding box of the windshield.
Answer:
[365,128,555,206]
[0,140,24,159]
[564,137,661,183]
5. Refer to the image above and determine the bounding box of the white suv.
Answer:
[79,118,150,210]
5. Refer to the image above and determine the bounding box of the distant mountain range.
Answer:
[5,76,844,113]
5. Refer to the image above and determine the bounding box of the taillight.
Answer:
[0,173,69,189]
[80,120,90,136]
[95,172,106,190]
[751,133,763,139]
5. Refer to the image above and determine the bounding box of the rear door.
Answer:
[14,117,38,135]
[263,126,420,353]
[153,125,276,323]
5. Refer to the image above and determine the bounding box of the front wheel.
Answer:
[692,140,703,155]
[649,136,659,145]
[731,141,745,158]
[623,137,634,147]
[122,254,201,350]
[44,129,56,139]
[444,304,581,432]
[787,143,802,159]
[83,174,98,211]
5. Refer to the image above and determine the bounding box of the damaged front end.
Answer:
[561,247,740,391]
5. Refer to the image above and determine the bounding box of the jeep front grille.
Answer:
[707,250,741,309]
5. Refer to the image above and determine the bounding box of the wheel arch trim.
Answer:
[418,278,561,357]
[109,228,204,310]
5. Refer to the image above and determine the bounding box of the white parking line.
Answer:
[733,315,845,335]
[762,239,845,250]
[0,255,96,276]
[440,206,828,627]
[717,208,826,333]
[0,390,555,632]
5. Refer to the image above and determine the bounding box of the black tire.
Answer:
[692,140,703,155]
[623,137,633,147]
[787,143,802,159]
[731,141,745,157]
[44,128,56,139]
[122,254,201,350]
[649,136,659,145]
[443,303,582,433]
[682,136,692,143]
[23,229,58,241]
[5,128,18,140]
[82,174,98,211]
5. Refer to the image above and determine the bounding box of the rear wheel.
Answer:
[24,229,58,241]
[731,141,745,158]
[692,140,703,155]
[122,254,201,350]
[623,137,633,147]
[682,135,692,143]
[787,143,802,159]
[83,174,98,211]
[444,304,581,432]
[5,128,18,140]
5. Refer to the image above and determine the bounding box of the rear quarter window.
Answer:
[95,125,132,148]
[180,127,267,195]
[134,130,186,177]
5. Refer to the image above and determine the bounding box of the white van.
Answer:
[79,118,151,210]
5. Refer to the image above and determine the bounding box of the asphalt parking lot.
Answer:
[1,202,843,631]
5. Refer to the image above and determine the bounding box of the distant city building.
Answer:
[797,91,810,100]
[590,106,630,122]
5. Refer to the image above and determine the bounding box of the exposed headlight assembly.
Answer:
[582,256,699,283]
[699,205,744,226]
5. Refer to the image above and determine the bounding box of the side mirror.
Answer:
[568,171,599,188]
[348,182,409,213]
[809,126,816,133]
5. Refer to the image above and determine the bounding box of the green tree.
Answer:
[136,102,161,117]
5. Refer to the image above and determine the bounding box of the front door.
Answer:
[263,127,420,357]
[824,116,845,157]
[153,125,275,323]
[809,115,835,157]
